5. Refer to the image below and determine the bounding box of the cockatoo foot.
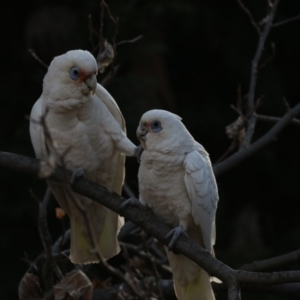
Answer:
[120,197,141,215]
[165,225,187,251]
[70,168,85,185]
[134,144,144,163]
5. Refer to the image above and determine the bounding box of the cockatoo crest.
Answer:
[43,50,98,104]
[136,109,194,153]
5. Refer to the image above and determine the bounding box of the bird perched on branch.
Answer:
[122,109,219,300]
[30,49,139,264]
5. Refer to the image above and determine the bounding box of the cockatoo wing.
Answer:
[95,83,126,195]
[94,83,125,248]
[95,83,126,132]
[184,143,218,253]
[29,98,48,160]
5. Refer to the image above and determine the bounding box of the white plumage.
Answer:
[30,49,137,264]
[136,109,218,300]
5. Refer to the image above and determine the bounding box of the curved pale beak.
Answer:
[136,124,148,141]
[84,74,97,94]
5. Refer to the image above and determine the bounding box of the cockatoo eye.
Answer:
[151,120,163,133]
[69,67,80,81]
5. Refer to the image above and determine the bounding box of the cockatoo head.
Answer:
[137,109,194,153]
[43,50,98,102]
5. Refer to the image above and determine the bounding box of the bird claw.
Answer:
[134,144,144,163]
[165,225,187,251]
[70,168,85,185]
[120,197,141,215]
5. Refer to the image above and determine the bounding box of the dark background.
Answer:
[1,0,300,299]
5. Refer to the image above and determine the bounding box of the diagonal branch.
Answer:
[240,248,300,272]
[213,281,300,297]
[273,14,300,27]
[28,49,49,69]
[237,0,261,35]
[213,102,300,176]
[257,114,300,126]
[116,35,143,46]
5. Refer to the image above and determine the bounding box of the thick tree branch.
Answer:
[213,102,300,176]
[240,248,300,272]
[213,281,300,297]
[92,280,300,299]
[1,152,300,299]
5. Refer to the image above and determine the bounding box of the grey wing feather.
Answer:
[95,83,126,132]
[29,98,48,160]
[95,83,126,195]
[184,143,218,253]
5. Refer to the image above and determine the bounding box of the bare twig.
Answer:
[118,221,141,241]
[230,105,245,120]
[120,242,171,274]
[283,97,291,112]
[258,42,276,70]
[236,84,246,115]
[99,0,105,52]
[20,252,39,273]
[237,0,261,35]
[28,49,48,69]
[213,102,300,176]
[101,0,119,56]
[101,0,118,24]
[267,0,273,8]
[148,242,168,265]
[30,188,63,293]
[122,182,137,199]
[273,14,300,27]
[241,0,281,148]
[142,238,164,299]
[88,14,96,50]
[214,141,238,164]
[37,188,54,291]
[51,229,70,256]
[257,114,300,126]
[93,1,142,77]
[101,65,120,86]
[116,35,144,46]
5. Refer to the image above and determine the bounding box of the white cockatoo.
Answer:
[30,49,138,264]
[125,109,219,300]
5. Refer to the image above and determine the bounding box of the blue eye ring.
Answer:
[151,120,162,133]
[69,66,80,81]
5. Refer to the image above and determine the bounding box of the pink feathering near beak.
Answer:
[78,70,91,82]
[146,124,152,132]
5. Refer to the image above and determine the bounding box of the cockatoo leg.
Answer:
[70,168,85,185]
[120,197,141,214]
[165,224,188,251]
[134,144,144,163]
